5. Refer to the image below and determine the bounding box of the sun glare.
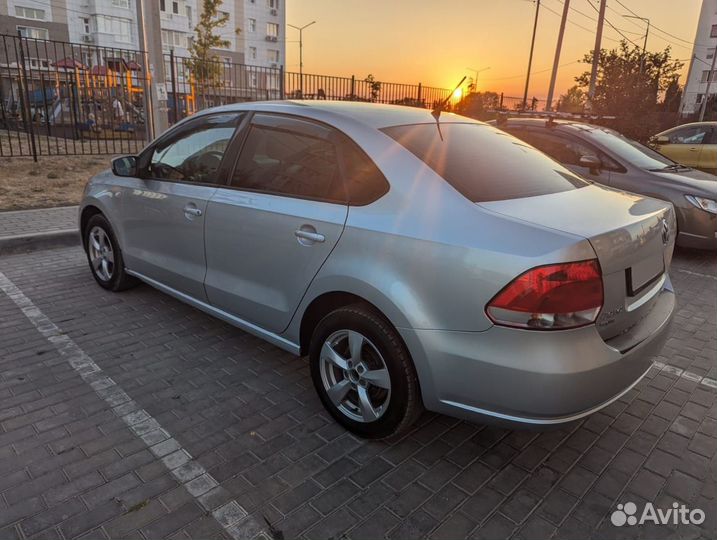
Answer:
[452,88,463,100]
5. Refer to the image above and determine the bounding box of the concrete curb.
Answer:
[0,228,81,255]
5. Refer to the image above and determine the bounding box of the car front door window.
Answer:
[150,114,241,183]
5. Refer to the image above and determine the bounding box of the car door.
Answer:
[699,126,717,174]
[203,113,349,333]
[120,112,243,301]
[657,125,710,169]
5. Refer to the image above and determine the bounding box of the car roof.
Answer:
[200,100,480,130]
[656,121,717,135]
[495,117,605,132]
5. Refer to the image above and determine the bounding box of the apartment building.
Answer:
[681,0,717,115]
[0,0,285,68]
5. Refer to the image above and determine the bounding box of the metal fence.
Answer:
[0,34,453,159]
[0,34,150,159]
[165,53,452,125]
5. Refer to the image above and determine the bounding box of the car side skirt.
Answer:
[126,269,301,355]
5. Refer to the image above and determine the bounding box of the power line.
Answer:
[612,0,693,45]
[541,2,620,42]
[585,0,641,48]
[482,60,581,81]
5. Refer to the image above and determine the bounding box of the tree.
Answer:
[660,77,682,112]
[187,0,238,87]
[574,40,683,141]
[364,74,381,102]
[454,91,500,119]
[557,85,586,113]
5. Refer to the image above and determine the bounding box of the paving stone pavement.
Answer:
[0,207,79,239]
[0,245,714,540]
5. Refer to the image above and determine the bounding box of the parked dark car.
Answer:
[493,118,717,250]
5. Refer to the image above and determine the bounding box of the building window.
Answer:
[248,18,256,32]
[249,46,257,60]
[708,48,716,60]
[268,0,279,8]
[80,17,90,34]
[16,6,46,20]
[111,0,130,8]
[173,2,179,14]
[94,16,132,43]
[266,23,279,38]
[701,70,717,83]
[161,29,187,49]
[17,26,49,40]
[160,0,166,12]
[186,6,192,25]
[249,72,258,88]
[711,24,717,38]
[267,49,279,63]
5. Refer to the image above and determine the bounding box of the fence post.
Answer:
[350,75,355,100]
[40,73,51,137]
[16,33,38,161]
[500,92,504,110]
[279,65,285,100]
[417,82,422,105]
[169,49,179,123]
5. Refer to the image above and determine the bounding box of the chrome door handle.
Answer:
[184,205,202,216]
[294,229,325,243]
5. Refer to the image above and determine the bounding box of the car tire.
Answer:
[309,304,423,439]
[84,214,137,292]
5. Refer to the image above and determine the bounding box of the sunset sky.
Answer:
[285,0,702,99]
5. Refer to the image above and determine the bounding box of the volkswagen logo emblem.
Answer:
[661,218,669,245]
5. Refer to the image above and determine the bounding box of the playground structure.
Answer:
[0,34,150,157]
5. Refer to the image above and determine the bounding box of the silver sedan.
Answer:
[80,101,676,438]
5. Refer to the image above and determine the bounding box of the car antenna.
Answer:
[431,76,466,141]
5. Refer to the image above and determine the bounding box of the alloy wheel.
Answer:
[88,226,114,281]
[319,329,392,422]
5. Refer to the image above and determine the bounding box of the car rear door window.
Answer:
[230,114,345,202]
[337,139,389,205]
[514,129,622,171]
[382,123,587,203]
[149,113,241,184]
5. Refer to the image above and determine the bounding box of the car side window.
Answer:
[337,138,389,205]
[230,115,345,202]
[149,113,241,183]
[517,130,621,171]
[667,126,710,144]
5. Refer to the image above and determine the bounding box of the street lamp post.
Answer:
[624,15,650,73]
[466,66,490,93]
[288,21,316,97]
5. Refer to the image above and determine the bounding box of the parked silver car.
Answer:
[80,102,676,438]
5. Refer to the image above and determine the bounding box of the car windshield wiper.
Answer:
[651,163,692,172]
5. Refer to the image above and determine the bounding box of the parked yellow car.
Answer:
[654,122,717,175]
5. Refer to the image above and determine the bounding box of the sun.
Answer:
[452,88,463,100]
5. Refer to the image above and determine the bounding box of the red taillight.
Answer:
[487,259,604,330]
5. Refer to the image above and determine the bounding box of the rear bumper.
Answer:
[399,284,675,427]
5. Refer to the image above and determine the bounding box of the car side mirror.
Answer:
[111,155,138,177]
[656,135,669,144]
[579,155,601,172]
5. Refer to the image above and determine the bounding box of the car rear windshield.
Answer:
[381,123,588,202]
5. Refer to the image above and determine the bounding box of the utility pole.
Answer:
[288,21,316,97]
[625,15,649,73]
[588,0,607,104]
[545,0,569,111]
[699,47,717,121]
[136,0,168,139]
[522,0,541,110]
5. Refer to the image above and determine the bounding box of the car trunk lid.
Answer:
[478,185,675,341]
